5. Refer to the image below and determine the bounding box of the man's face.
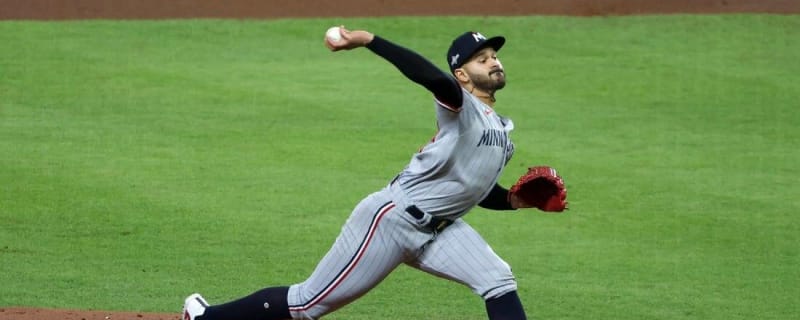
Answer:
[461,47,506,92]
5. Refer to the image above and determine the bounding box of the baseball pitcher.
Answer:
[182,26,567,320]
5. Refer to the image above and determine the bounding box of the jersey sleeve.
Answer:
[366,36,463,109]
[478,183,515,211]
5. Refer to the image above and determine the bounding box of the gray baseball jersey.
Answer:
[286,91,517,319]
[395,88,515,218]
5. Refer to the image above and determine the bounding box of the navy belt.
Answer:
[405,205,453,233]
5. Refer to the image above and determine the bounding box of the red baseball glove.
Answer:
[508,166,568,212]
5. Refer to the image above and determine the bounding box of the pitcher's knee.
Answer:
[478,278,519,301]
[472,259,518,300]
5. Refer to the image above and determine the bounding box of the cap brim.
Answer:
[466,36,506,61]
[485,36,506,52]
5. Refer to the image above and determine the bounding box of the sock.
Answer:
[485,291,527,320]
[199,286,291,320]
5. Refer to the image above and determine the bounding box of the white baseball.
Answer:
[326,26,342,42]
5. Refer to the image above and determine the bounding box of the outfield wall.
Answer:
[1,0,798,20]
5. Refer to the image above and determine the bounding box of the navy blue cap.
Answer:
[446,31,505,73]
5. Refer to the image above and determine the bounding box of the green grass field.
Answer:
[1,15,798,319]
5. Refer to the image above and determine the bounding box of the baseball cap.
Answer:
[446,31,505,73]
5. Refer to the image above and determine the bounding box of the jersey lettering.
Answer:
[476,129,508,148]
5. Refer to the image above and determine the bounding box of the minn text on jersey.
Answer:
[476,129,508,148]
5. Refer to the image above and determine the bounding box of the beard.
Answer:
[469,68,506,92]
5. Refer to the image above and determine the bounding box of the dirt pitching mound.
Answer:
[0,307,178,320]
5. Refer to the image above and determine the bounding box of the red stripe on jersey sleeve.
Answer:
[434,97,461,112]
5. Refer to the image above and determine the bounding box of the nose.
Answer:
[492,58,503,71]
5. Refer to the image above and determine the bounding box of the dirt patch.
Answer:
[1,0,798,20]
[1,0,798,319]
[0,308,178,320]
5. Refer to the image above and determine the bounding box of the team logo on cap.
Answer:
[472,32,486,42]
[450,53,460,66]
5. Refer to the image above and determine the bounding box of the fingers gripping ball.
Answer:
[326,26,342,42]
[509,166,568,212]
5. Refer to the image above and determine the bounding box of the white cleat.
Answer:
[182,293,210,320]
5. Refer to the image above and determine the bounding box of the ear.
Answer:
[454,68,470,83]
